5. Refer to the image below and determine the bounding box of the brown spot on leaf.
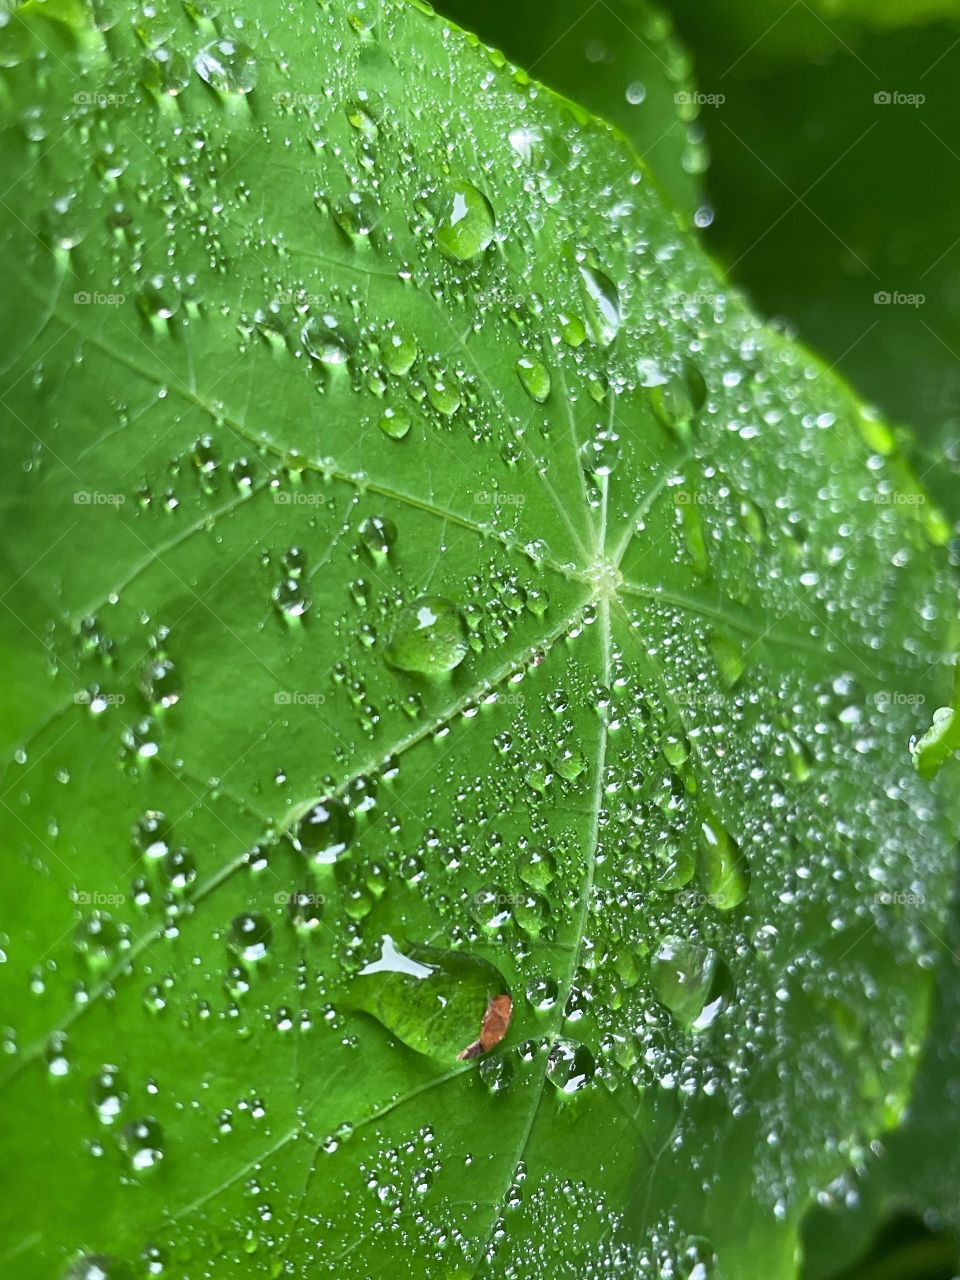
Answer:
[457,992,513,1061]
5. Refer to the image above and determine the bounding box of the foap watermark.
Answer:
[274,690,327,707]
[74,291,126,306]
[474,491,525,507]
[669,290,725,309]
[74,491,126,506]
[274,891,326,906]
[874,490,926,506]
[73,91,127,108]
[675,889,725,909]
[74,890,127,906]
[274,91,322,108]
[874,889,926,906]
[273,491,325,507]
[874,290,925,307]
[874,90,925,107]
[872,690,926,708]
[471,890,527,907]
[474,283,528,310]
[675,490,723,507]
[74,690,126,708]
[675,90,725,108]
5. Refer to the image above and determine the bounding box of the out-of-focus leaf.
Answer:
[663,13,960,451]
[437,0,708,217]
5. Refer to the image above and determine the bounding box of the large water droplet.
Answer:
[386,596,468,676]
[698,810,749,909]
[194,38,258,94]
[359,515,397,562]
[651,935,718,1026]
[578,265,621,347]
[649,359,707,439]
[350,936,509,1063]
[516,356,551,403]
[296,798,355,864]
[227,913,273,962]
[120,1117,165,1172]
[546,1038,596,1093]
[435,183,495,262]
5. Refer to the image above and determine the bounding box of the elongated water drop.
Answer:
[698,809,749,909]
[436,183,495,261]
[516,356,551,403]
[578,265,621,347]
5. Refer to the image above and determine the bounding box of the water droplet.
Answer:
[425,377,461,417]
[578,265,621,347]
[358,514,397,562]
[698,810,749,909]
[331,190,380,244]
[546,1038,596,1093]
[194,38,258,95]
[580,432,620,476]
[138,275,181,321]
[273,577,311,623]
[75,912,121,970]
[351,935,509,1063]
[525,976,558,1012]
[142,45,192,96]
[90,1065,127,1125]
[651,936,718,1026]
[649,359,707,438]
[379,406,412,440]
[301,314,350,366]
[287,889,324,932]
[381,328,418,376]
[120,1117,165,1171]
[227,913,273,962]
[297,798,355,865]
[435,183,495,262]
[516,356,551,403]
[386,596,468,676]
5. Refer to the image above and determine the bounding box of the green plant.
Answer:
[0,1,957,1277]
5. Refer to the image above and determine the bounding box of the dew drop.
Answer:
[378,406,412,440]
[385,596,468,676]
[297,797,355,865]
[435,183,495,262]
[227,913,273,962]
[194,38,258,95]
[358,514,397,562]
[578,265,621,347]
[546,1038,596,1093]
[516,356,551,403]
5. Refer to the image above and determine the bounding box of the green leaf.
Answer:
[435,0,708,217]
[0,2,957,1278]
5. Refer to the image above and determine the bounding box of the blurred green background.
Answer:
[435,2,960,1276]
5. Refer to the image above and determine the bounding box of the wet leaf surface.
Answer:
[0,2,958,1278]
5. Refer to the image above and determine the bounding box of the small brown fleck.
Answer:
[457,992,513,1061]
